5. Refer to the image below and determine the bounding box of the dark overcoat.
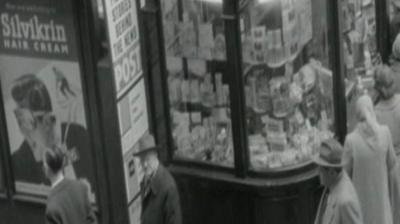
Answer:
[45,178,97,224]
[141,164,182,224]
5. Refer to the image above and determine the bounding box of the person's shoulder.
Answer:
[378,124,391,136]
[393,94,400,107]
[63,178,86,191]
[12,141,30,159]
[158,165,177,188]
[46,199,61,216]
[61,122,87,134]
[345,131,358,143]
[336,174,360,207]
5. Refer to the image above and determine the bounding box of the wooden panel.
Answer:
[172,172,321,224]
[0,199,45,223]
[175,175,250,224]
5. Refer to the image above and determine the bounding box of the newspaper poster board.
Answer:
[0,0,96,197]
[103,0,148,223]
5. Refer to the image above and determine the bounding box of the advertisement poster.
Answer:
[0,0,95,197]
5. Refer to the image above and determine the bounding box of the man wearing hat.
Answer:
[134,133,182,224]
[313,138,363,224]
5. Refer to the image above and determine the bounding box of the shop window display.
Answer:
[240,0,335,171]
[160,0,234,167]
[341,0,381,131]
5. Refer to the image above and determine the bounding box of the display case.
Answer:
[148,1,344,223]
[156,0,342,174]
[160,0,234,167]
[239,0,335,172]
[340,0,382,131]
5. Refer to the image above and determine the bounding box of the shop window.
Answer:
[341,0,380,131]
[240,0,335,171]
[160,0,234,167]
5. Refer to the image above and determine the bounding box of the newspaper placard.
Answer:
[104,0,143,98]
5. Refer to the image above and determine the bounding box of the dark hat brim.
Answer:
[133,146,160,157]
[311,154,345,168]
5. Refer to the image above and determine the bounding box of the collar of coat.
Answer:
[49,178,70,198]
[147,164,165,196]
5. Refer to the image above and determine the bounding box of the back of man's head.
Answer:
[44,146,65,174]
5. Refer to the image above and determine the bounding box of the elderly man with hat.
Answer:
[134,133,182,224]
[313,138,363,224]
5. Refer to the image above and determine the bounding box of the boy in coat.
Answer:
[134,133,182,224]
[43,146,97,224]
[313,138,363,224]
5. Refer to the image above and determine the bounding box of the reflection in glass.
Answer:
[240,0,335,171]
[161,0,233,167]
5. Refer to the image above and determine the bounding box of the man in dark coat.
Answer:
[134,133,182,224]
[312,138,363,224]
[43,145,97,224]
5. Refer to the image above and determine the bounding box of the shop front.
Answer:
[0,0,392,223]
[141,0,390,223]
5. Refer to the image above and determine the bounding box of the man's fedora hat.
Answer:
[312,138,346,167]
[133,133,160,157]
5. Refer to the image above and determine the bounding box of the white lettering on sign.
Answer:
[114,46,142,98]
[104,0,142,97]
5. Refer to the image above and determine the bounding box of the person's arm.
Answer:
[45,208,62,224]
[81,181,98,224]
[343,137,354,178]
[385,127,397,172]
[339,200,363,224]
[384,127,400,224]
[164,184,182,224]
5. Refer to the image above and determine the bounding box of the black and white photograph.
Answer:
[2,0,400,223]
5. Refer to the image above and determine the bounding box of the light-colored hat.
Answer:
[312,138,346,167]
[392,33,400,60]
[374,65,395,93]
[133,133,159,157]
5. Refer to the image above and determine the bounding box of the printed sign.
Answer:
[118,78,148,155]
[104,0,143,98]
[0,0,95,196]
[123,144,142,203]
[104,0,147,222]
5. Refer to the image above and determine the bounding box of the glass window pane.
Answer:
[240,0,335,171]
[341,0,380,131]
[161,0,234,167]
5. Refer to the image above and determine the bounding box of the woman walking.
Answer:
[343,94,400,224]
